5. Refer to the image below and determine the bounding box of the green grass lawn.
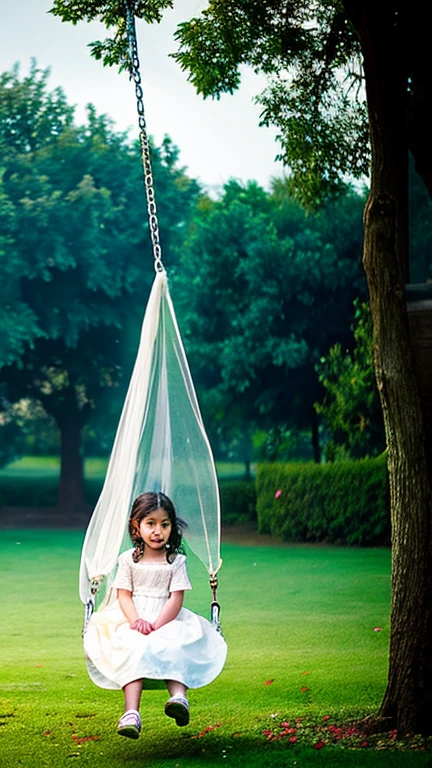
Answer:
[0,456,253,481]
[1,530,430,767]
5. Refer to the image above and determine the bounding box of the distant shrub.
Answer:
[0,476,58,507]
[0,475,103,508]
[256,455,389,546]
[219,479,257,525]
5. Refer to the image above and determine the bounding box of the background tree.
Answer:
[0,63,200,514]
[173,179,366,466]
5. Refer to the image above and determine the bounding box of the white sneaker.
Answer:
[117,709,141,739]
[164,695,190,726]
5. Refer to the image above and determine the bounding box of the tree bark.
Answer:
[344,1,432,734]
[41,382,87,520]
[57,411,85,519]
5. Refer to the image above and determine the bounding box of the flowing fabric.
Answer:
[79,270,221,610]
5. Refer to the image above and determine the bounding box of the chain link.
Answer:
[125,3,164,273]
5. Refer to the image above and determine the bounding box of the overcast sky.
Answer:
[1,0,284,193]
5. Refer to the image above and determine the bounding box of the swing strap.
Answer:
[125,2,164,274]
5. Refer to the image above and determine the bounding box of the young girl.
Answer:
[84,491,227,739]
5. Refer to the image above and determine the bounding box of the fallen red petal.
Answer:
[192,723,222,739]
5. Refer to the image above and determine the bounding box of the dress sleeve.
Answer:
[112,550,134,591]
[170,555,192,593]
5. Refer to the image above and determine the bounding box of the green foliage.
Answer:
[254,425,316,462]
[256,455,389,545]
[0,473,58,507]
[0,64,200,472]
[0,419,22,469]
[173,0,369,207]
[50,1,371,207]
[258,75,369,208]
[0,63,74,155]
[173,179,366,455]
[50,0,173,70]
[315,300,385,459]
[219,479,256,525]
[0,397,59,468]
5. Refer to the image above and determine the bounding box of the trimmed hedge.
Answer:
[219,479,257,525]
[0,476,102,508]
[256,455,389,546]
[0,475,58,507]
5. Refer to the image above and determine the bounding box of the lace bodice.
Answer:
[112,550,192,599]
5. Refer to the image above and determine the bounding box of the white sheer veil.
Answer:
[79,270,221,612]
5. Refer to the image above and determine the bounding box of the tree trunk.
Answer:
[345,1,432,734]
[57,412,85,519]
[41,383,88,520]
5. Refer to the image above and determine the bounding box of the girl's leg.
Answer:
[118,679,144,738]
[165,679,187,698]
[164,680,189,726]
[123,678,144,712]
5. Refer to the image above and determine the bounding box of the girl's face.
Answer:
[138,507,172,553]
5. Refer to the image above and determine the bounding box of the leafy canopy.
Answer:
[172,178,367,457]
[0,63,199,456]
[172,0,369,207]
[50,1,369,207]
[50,0,173,69]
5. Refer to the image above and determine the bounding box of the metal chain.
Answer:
[124,3,164,273]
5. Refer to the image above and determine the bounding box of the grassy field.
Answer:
[1,529,430,767]
[0,456,253,480]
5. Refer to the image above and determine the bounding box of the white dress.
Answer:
[84,550,227,690]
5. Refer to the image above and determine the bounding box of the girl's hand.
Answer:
[130,618,154,635]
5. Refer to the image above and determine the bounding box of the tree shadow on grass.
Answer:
[115,730,432,768]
